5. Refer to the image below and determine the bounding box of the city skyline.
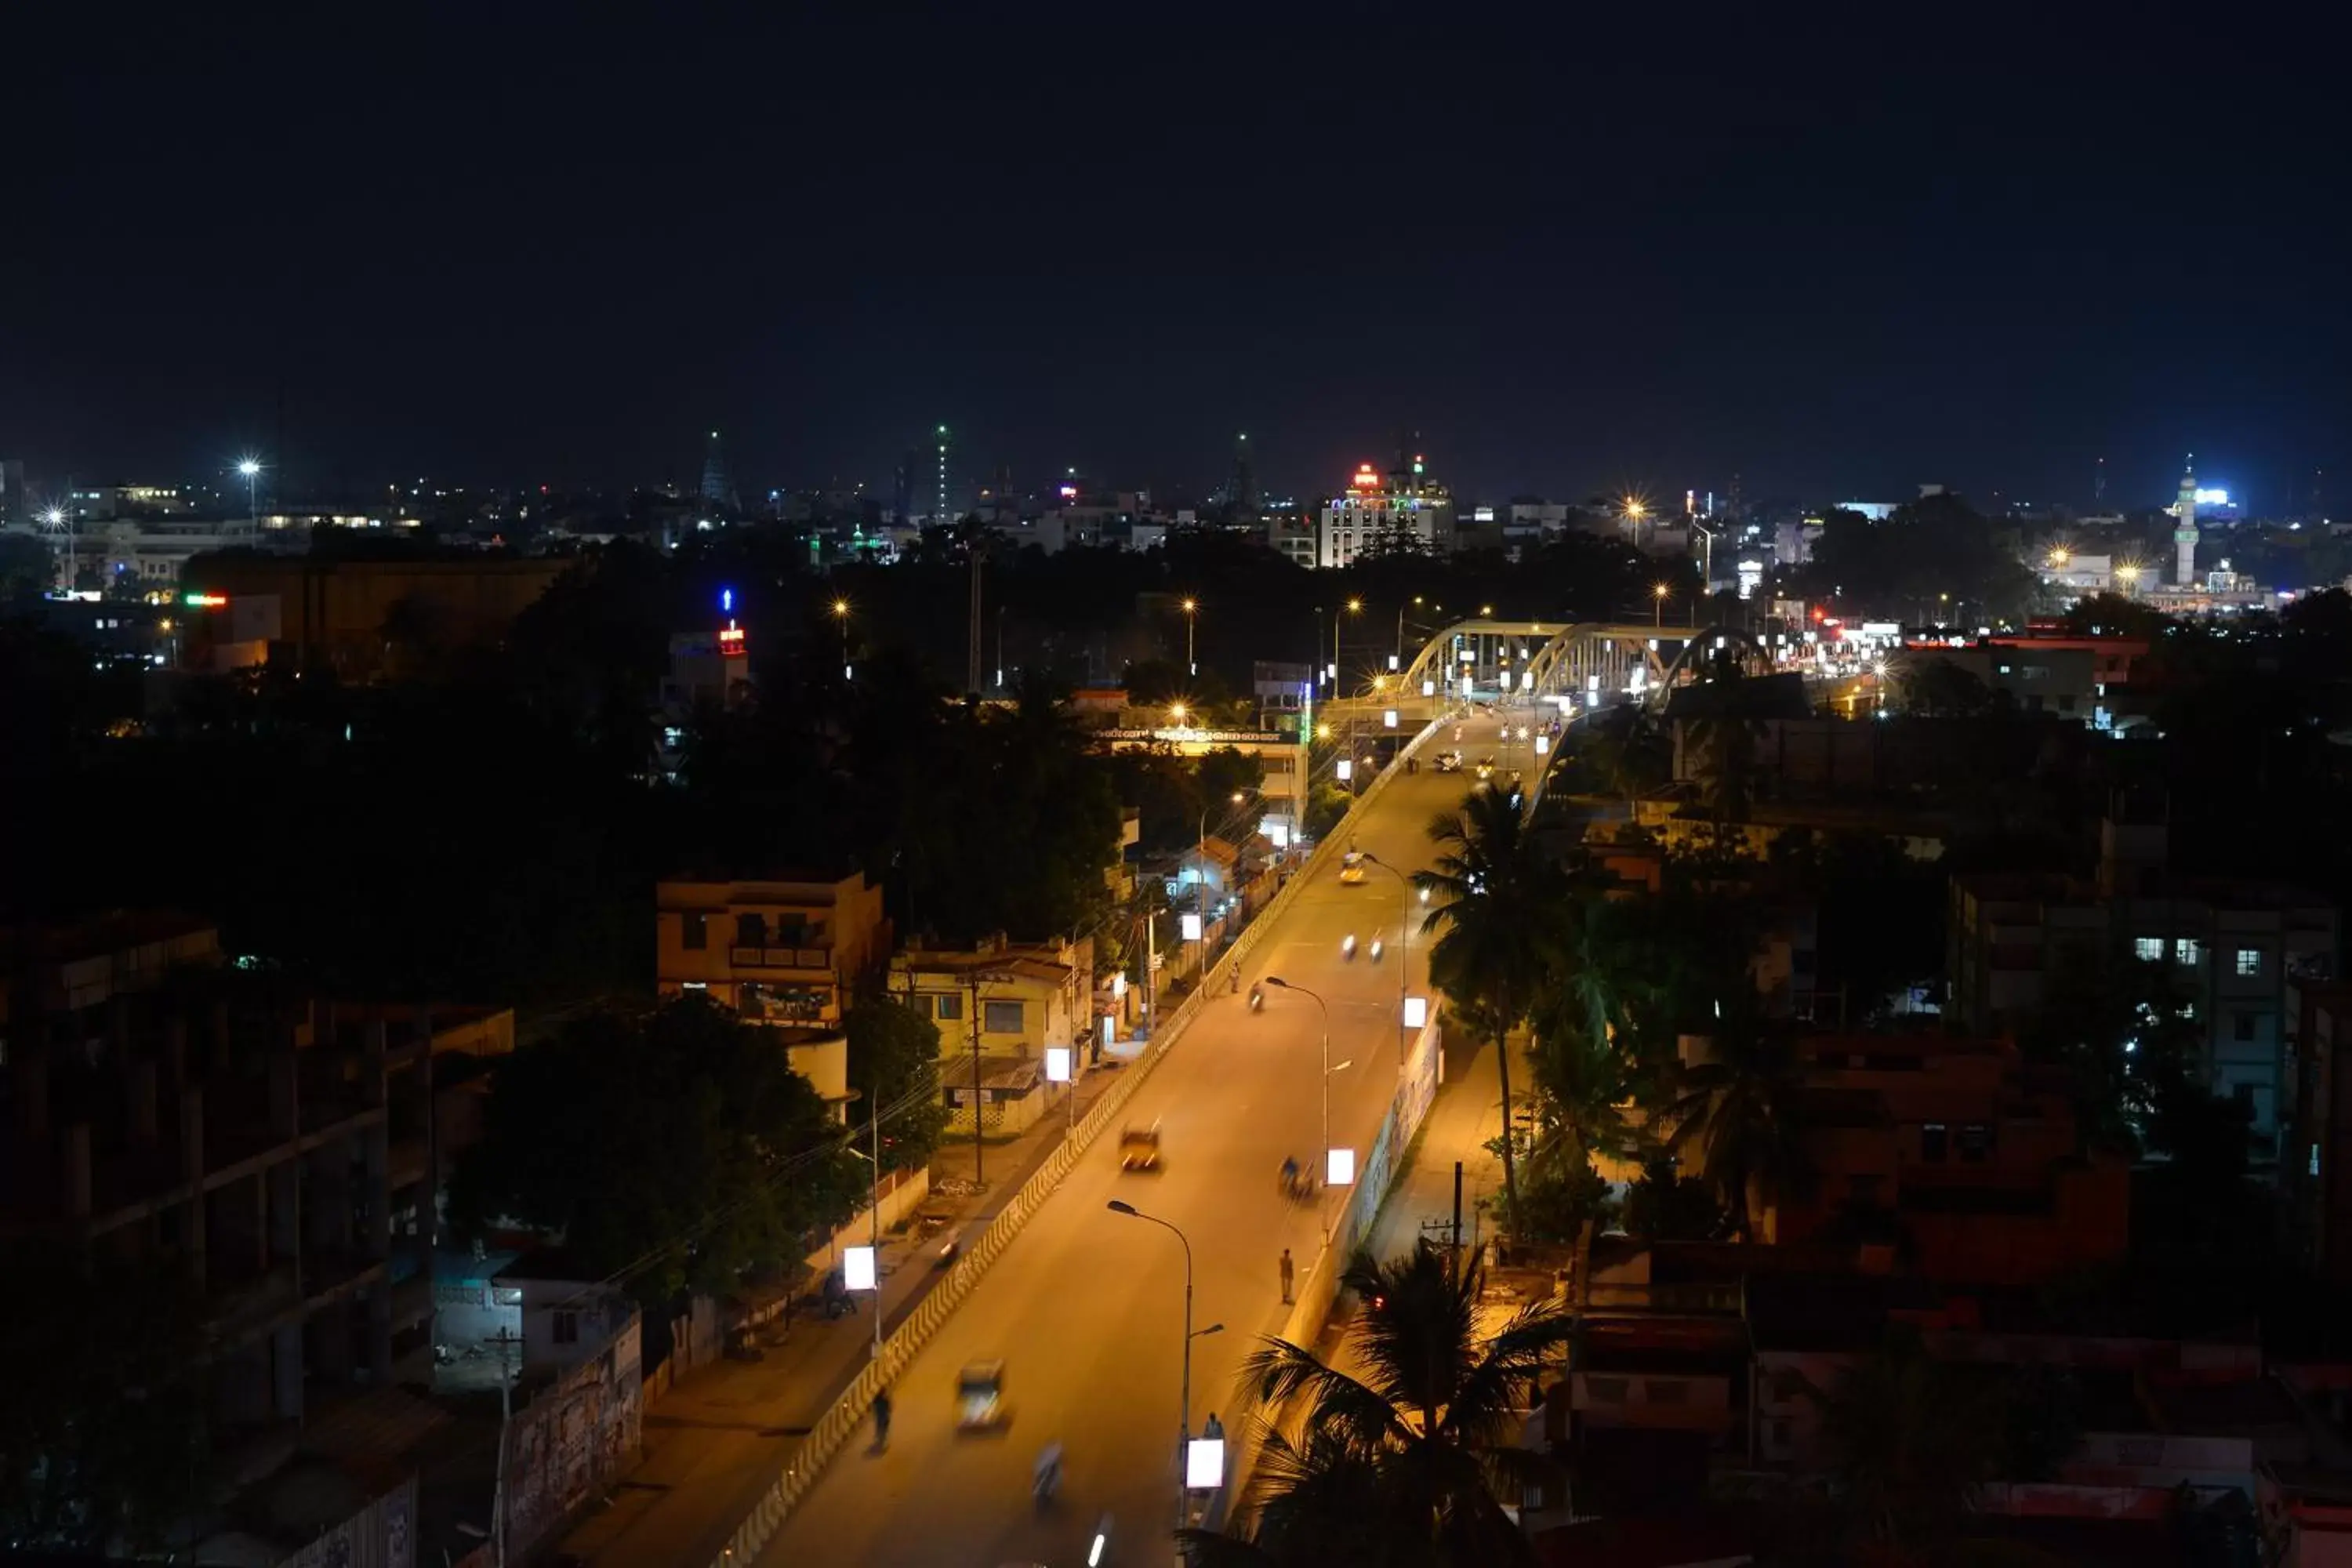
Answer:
[7,13,2345,512]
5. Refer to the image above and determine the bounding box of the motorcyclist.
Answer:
[1034,1439,1065,1502]
[1280,1155,1300,1194]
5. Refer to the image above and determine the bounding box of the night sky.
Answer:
[8,7,2343,514]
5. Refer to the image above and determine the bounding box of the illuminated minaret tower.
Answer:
[935,423,951,522]
[2172,456,2200,586]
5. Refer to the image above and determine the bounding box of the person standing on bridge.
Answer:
[1279,1247,1294,1305]
[873,1385,893,1451]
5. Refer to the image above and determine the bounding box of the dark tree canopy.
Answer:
[449,996,861,1304]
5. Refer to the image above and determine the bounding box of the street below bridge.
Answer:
[755,711,1515,1567]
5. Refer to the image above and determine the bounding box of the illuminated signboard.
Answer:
[1349,465,1381,490]
[717,622,747,653]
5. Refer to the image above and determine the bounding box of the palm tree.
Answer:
[1181,1240,1572,1568]
[1664,993,1809,1240]
[1416,786,1561,1222]
[1684,651,1763,823]
[1788,1326,2006,1562]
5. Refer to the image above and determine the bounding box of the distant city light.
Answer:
[2193,487,2230,506]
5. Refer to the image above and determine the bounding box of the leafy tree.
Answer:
[1896,656,1997,717]
[1683,652,1764,822]
[1417,786,1566,1221]
[844,996,949,1168]
[449,996,862,1307]
[0,532,54,599]
[1622,1156,1727,1241]
[1788,1327,2006,1559]
[1197,745,1268,812]
[1181,1240,1571,1568]
[1665,995,1810,1240]
[1574,706,1672,805]
[2017,947,2203,1156]
[0,1242,212,1552]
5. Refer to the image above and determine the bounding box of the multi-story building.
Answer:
[180,555,570,677]
[888,935,1096,1135]
[655,872,891,1117]
[1316,457,1456,568]
[0,915,514,1444]
[2288,982,2352,1292]
[1947,816,2339,1158]
[1770,1034,2131,1284]
[1265,508,1317,569]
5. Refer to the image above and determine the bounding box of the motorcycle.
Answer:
[1034,1442,1064,1508]
[1088,1514,1113,1567]
[1369,938,1385,964]
[1341,934,1358,961]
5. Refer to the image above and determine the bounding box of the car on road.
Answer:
[1338,849,1367,884]
[1475,756,1496,780]
[1434,750,1463,773]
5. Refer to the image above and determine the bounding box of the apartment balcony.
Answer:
[729,946,837,974]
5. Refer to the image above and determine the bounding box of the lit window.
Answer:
[2235,948,2262,977]
[934,993,963,1022]
[2134,938,2164,962]
[2175,938,2201,966]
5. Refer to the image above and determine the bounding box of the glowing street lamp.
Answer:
[1105,1200,1223,1537]
[833,597,852,677]
[1653,582,1670,627]
[1182,597,1198,675]
[1261,977,1341,1203]
[1169,702,1189,727]
[236,456,262,535]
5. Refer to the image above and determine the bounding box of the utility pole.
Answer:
[967,535,985,696]
[489,1326,521,1566]
[968,974,985,1187]
[869,1102,884,1360]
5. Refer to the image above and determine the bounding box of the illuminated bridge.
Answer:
[1331,618,1772,722]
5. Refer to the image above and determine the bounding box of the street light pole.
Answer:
[1105,1201,1221,1539]
[869,1101,884,1360]
[1183,597,1197,677]
[238,457,262,540]
[1359,853,1411,1062]
[1263,978,1331,1184]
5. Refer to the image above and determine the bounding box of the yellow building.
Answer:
[654,872,891,1119]
[888,935,1095,1136]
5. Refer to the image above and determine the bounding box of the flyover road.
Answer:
[758,712,1519,1567]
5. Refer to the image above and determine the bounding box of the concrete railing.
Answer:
[702,721,1443,1566]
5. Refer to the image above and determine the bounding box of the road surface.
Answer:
[758,711,1523,1566]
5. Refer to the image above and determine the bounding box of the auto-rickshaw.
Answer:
[1120,1122,1162,1172]
[956,1359,1007,1432]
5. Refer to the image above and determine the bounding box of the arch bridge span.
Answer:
[1373,618,1765,713]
